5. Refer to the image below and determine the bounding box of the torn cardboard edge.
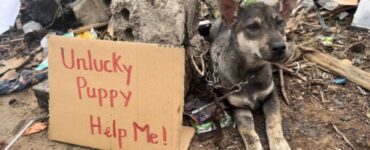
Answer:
[179,127,195,150]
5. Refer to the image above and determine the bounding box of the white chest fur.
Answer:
[227,81,275,108]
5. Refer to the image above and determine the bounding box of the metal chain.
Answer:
[206,50,254,101]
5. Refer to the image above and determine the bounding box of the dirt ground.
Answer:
[1,6,370,150]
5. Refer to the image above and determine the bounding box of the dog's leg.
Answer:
[234,108,263,150]
[263,91,290,150]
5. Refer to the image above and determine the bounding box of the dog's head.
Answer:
[219,0,290,63]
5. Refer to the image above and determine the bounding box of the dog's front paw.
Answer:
[269,138,290,150]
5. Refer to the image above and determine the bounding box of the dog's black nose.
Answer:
[271,42,286,54]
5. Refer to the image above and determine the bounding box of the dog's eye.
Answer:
[247,22,260,30]
[276,19,284,26]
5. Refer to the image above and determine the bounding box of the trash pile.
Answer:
[0,0,370,149]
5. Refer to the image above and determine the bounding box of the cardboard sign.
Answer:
[48,36,194,150]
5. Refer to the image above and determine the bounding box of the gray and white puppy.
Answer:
[210,0,291,149]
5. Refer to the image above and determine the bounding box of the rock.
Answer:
[8,98,18,107]
[340,115,351,121]
[32,80,49,112]
[26,0,62,26]
[111,0,186,45]
[333,99,344,106]
[71,0,110,25]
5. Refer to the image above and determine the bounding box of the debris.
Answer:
[340,115,351,121]
[337,11,349,20]
[352,0,370,29]
[185,99,226,124]
[348,42,366,53]
[333,99,344,106]
[332,124,356,150]
[26,0,62,27]
[317,0,358,11]
[0,56,30,75]
[279,68,290,105]
[32,80,49,111]
[23,122,48,136]
[301,46,370,91]
[107,18,115,37]
[286,10,304,33]
[199,20,211,29]
[331,78,347,85]
[0,70,47,95]
[319,90,326,104]
[356,86,369,96]
[319,35,334,46]
[24,30,48,49]
[8,98,18,106]
[71,0,110,25]
[0,70,17,82]
[35,58,48,71]
[3,115,49,150]
[0,0,21,35]
[313,1,330,31]
[341,41,366,55]
[40,35,50,52]
[276,64,307,81]
[63,32,75,38]
[22,21,43,34]
[76,28,98,39]
[190,112,233,134]
[69,22,108,34]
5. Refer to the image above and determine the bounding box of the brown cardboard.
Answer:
[180,127,195,150]
[48,35,194,150]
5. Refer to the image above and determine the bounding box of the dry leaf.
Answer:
[23,122,48,136]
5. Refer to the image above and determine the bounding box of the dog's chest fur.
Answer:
[211,30,275,110]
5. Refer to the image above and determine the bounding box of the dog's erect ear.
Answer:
[218,0,239,26]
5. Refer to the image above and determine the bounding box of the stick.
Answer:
[300,46,370,91]
[279,68,290,105]
[4,115,49,150]
[332,124,356,150]
[320,90,325,104]
[70,22,109,34]
[0,38,24,44]
[275,64,307,81]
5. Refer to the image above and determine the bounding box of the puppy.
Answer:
[210,0,291,149]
